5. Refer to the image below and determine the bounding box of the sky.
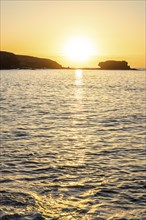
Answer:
[1,0,145,68]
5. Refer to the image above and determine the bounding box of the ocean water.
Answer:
[0,69,145,220]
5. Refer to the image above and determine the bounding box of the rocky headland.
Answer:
[0,51,62,69]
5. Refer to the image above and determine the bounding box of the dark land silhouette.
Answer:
[0,51,136,70]
[0,51,62,69]
[98,60,133,70]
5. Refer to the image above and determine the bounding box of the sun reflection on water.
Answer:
[75,69,83,100]
[75,69,83,85]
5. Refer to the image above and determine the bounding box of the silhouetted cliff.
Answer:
[98,60,131,70]
[0,51,20,69]
[0,51,62,69]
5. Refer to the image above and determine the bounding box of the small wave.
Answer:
[0,213,44,220]
[0,190,45,220]
[0,191,35,206]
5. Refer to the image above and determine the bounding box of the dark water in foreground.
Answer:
[0,70,145,220]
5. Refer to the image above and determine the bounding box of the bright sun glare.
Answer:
[63,37,97,62]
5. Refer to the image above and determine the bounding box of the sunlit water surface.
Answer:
[0,69,145,220]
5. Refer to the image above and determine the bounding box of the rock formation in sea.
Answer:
[0,51,62,69]
[98,60,131,70]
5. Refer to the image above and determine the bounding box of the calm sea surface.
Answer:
[0,69,145,220]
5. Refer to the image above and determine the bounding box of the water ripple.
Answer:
[0,70,145,219]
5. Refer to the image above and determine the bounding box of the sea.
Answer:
[0,69,145,220]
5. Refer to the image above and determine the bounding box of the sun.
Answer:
[63,36,96,62]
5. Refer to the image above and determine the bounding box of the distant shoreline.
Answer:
[0,67,140,71]
[0,51,139,70]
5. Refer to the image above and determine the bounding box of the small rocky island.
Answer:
[98,60,135,70]
[0,51,62,69]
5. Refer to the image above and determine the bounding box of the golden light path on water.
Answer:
[75,69,83,98]
[74,70,87,166]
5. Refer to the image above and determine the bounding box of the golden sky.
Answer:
[1,0,145,68]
